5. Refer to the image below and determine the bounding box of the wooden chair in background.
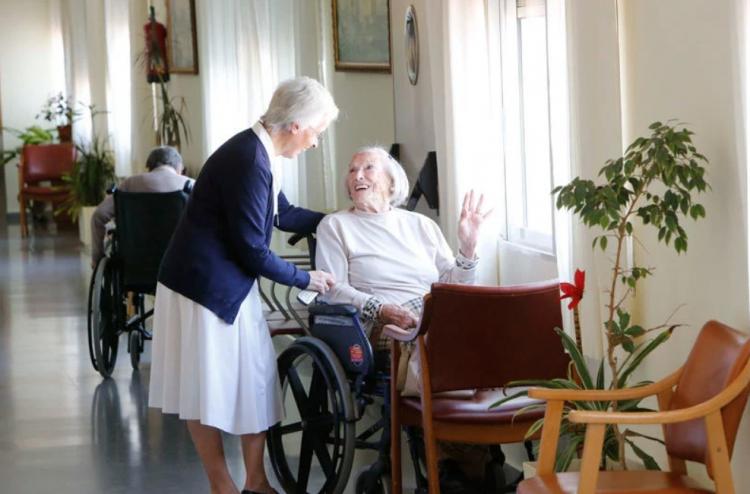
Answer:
[386,280,571,493]
[518,320,750,494]
[17,143,76,237]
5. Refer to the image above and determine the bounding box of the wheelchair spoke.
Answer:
[312,434,335,479]
[275,421,304,435]
[297,429,315,492]
[286,366,313,416]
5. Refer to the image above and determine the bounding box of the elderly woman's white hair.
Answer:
[261,77,339,132]
[349,146,410,207]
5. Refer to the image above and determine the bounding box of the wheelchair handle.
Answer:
[287,233,312,247]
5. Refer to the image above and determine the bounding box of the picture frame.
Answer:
[332,0,391,72]
[165,0,199,74]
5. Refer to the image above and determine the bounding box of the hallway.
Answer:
[0,225,253,493]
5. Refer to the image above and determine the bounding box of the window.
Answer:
[500,0,554,252]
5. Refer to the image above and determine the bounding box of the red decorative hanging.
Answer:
[144,6,170,83]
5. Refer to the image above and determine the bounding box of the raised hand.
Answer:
[457,190,492,258]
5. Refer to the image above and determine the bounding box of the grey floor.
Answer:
[0,221,409,494]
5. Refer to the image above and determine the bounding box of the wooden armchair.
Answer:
[518,320,750,494]
[386,280,571,493]
[17,143,76,237]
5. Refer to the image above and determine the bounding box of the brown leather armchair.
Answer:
[518,320,750,494]
[17,143,76,237]
[386,280,571,493]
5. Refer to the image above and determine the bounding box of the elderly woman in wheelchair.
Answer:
[266,147,490,494]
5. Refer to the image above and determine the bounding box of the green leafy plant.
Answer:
[156,79,190,149]
[1,126,55,165]
[58,106,116,219]
[494,121,710,471]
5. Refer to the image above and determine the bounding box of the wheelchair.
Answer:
[265,234,430,494]
[87,185,189,378]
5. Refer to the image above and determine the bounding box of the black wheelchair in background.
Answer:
[87,185,190,378]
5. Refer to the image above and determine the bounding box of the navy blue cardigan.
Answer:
[158,128,324,324]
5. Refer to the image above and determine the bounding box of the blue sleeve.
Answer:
[222,159,310,289]
[276,191,325,233]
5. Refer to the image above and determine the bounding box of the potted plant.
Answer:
[36,92,82,143]
[1,126,55,165]
[58,106,116,246]
[494,121,710,472]
[155,78,190,150]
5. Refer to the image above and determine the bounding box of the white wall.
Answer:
[0,0,59,214]
[620,0,750,486]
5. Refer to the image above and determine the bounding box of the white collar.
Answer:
[251,120,283,220]
[251,121,275,160]
[151,165,179,174]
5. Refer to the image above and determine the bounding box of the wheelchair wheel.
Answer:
[90,257,121,378]
[87,259,102,371]
[268,338,356,494]
[129,330,143,370]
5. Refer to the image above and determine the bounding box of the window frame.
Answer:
[500,0,556,254]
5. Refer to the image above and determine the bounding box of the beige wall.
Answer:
[620,0,750,485]
[390,0,437,220]
[128,1,204,177]
[0,0,58,214]
[295,0,395,212]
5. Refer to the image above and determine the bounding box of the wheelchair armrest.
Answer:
[308,302,358,317]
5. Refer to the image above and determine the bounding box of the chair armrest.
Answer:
[382,323,419,342]
[569,358,750,425]
[527,367,683,402]
[308,302,358,317]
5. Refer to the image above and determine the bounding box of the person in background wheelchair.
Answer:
[149,77,338,494]
[90,146,193,267]
[315,146,491,491]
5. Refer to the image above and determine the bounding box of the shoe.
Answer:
[438,459,474,494]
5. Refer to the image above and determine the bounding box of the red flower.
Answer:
[560,269,585,310]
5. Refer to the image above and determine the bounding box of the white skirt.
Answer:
[148,282,283,435]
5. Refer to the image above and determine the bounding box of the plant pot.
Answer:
[57,124,72,143]
[78,206,96,249]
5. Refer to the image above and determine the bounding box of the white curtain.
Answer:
[549,0,623,357]
[60,0,93,144]
[104,0,132,176]
[426,0,504,284]
[198,0,299,202]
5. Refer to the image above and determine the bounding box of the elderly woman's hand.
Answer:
[457,190,491,259]
[379,304,419,328]
[307,270,336,293]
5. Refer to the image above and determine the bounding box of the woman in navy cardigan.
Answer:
[149,77,338,494]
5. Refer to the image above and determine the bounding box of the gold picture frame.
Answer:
[165,0,199,74]
[332,0,392,72]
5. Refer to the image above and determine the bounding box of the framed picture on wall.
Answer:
[332,0,391,72]
[165,0,199,74]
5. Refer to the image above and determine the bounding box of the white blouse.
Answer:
[315,208,476,311]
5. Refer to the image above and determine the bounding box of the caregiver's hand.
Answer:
[307,270,336,293]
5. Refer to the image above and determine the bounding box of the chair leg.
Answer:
[422,426,439,494]
[391,378,403,493]
[19,194,28,237]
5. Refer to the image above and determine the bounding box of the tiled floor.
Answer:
[0,223,407,493]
